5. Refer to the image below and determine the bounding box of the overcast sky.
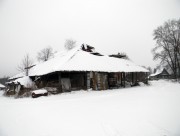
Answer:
[0,0,180,77]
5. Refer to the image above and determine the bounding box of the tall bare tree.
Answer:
[37,46,54,62]
[152,19,180,78]
[64,39,76,50]
[17,54,33,76]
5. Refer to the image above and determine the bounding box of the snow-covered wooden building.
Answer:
[7,45,149,95]
[149,68,170,80]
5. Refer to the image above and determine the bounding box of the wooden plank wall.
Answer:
[87,72,90,90]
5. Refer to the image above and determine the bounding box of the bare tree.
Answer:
[64,39,76,50]
[17,54,33,76]
[37,46,54,62]
[152,19,180,79]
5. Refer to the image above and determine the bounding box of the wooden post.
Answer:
[93,72,98,90]
[105,73,108,90]
[69,72,71,91]
[146,72,148,84]
[136,72,138,83]
[58,72,62,92]
[97,73,101,90]
[13,83,15,94]
[124,72,126,88]
[131,72,134,86]
[87,72,90,90]
[121,72,123,87]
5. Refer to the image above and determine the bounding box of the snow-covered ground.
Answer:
[0,80,180,136]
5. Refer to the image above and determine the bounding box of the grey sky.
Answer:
[0,0,180,77]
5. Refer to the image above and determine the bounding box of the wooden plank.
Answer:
[124,72,126,88]
[58,72,62,92]
[121,73,123,87]
[93,72,97,90]
[132,72,134,84]
[87,72,90,89]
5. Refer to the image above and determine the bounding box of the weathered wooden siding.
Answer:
[33,71,148,92]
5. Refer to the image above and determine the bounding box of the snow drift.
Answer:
[0,80,180,136]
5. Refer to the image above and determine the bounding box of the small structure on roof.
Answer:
[109,52,129,60]
[149,68,170,80]
[0,83,6,90]
[81,44,95,52]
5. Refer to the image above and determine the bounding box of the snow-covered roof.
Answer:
[9,72,26,80]
[149,70,162,77]
[7,76,34,88]
[0,83,5,88]
[27,46,148,76]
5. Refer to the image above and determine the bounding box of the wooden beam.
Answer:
[93,72,98,90]
[58,72,62,92]
[87,72,90,90]
[146,72,148,84]
[124,72,126,88]
[120,73,122,87]
[132,72,134,85]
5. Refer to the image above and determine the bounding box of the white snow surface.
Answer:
[0,80,180,136]
[7,76,34,88]
[0,83,5,88]
[32,89,48,94]
[28,46,148,76]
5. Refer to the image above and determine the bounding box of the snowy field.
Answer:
[0,80,180,136]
